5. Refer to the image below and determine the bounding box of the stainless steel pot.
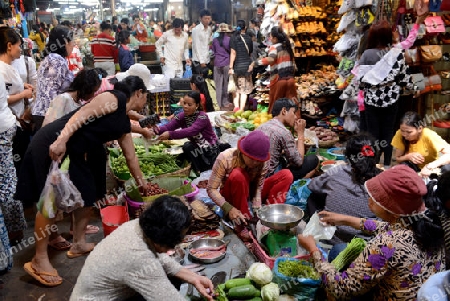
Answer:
[257,204,304,231]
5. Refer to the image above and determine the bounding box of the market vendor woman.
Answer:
[153,91,220,173]
[298,165,445,300]
[207,131,294,240]
[17,76,152,287]
[392,111,450,177]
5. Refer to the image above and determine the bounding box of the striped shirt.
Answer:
[91,32,118,63]
[207,148,267,209]
[260,43,295,85]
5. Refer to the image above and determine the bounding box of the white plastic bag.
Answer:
[227,74,236,93]
[298,213,336,255]
[37,161,84,219]
[304,129,319,148]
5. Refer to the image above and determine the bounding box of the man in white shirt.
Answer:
[191,9,212,74]
[155,18,191,78]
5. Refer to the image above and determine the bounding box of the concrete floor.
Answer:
[1,206,104,301]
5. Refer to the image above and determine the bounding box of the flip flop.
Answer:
[23,262,63,287]
[66,245,95,259]
[69,225,100,236]
[48,236,72,251]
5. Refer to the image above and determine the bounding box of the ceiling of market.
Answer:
[35,0,173,13]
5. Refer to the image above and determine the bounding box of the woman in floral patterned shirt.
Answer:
[32,25,74,133]
[298,165,445,300]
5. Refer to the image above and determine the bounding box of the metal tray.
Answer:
[188,238,227,264]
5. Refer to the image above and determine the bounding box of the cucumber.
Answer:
[228,284,260,299]
[246,298,262,301]
[225,278,252,290]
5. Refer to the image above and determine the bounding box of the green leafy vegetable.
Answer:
[110,143,181,178]
[278,260,319,280]
[331,237,366,271]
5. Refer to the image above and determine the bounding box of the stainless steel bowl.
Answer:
[257,204,304,231]
[188,238,227,264]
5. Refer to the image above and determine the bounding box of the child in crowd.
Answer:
[117,30,134,72]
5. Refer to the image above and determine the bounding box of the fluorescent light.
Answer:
[169,0,183,2]
[69,5,76,8]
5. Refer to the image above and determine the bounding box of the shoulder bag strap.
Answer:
[240,35,250,54]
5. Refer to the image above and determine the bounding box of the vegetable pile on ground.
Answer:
[214,263,280,301]
[110,144,182,179]
[278,260,320,280]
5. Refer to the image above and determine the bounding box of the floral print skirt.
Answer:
[0,126,19,271]
[235,74,254,95]
[0,126,26,233]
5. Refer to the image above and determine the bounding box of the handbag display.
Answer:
[421,65,442,94]
[424,16,445,33]
[411,73,426,91]
[420,45,443,62]
[405,48,421,65]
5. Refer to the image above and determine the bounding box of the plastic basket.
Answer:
[100,205,130,237]
[273,257,321,299]
[249,231,306,269]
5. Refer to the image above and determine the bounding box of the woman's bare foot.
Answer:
[67,242,95,258]
[30,257,62,285]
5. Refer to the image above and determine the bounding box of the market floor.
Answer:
[1,206,105,301]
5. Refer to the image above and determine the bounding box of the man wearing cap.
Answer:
[207,131,294,239]
[212,23,233,110]
[298,165,445,300]
[258,98,318,180]
[155,18,191,79]
[191,9,212,75]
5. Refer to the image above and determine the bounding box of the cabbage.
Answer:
[246,263,273,286]
[261,283,280,301]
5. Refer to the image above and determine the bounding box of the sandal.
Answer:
[48,236,72,251]
[23,262,63,287]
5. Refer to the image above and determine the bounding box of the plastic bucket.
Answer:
[100,205,129,237]
[124,195,144,219]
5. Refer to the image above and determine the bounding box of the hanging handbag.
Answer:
[405,48,421,65]
[424,16,445,33]
[421,65,442,94]
[420,45,443,62]
[429,0,442,11]
[441,0,450,10]
[411,73,426,91]
[414,0,429,16]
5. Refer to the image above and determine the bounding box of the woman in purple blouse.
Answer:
[212,23,233,110]
[32,25,74,133]
[154,91,220,173]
